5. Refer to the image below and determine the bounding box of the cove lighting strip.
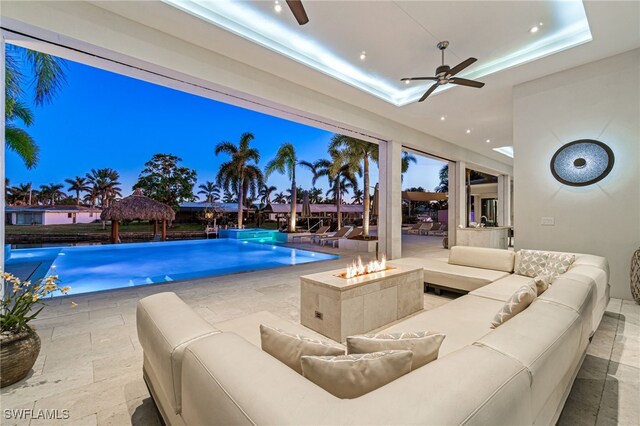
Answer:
[163,0,592,106]
[493,146,514,158]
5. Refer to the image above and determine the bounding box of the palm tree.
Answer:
[65,176,91,205]
[313,157,359,229]
[329,135,377,237]
[222,190,237,203]
[259,184,277,205]
[8,182,33,204]
[265,143,300,232]
[308,187,323,204]
[39,183,65,206]
[198,181,220,202]
[273,192,287,203]
[351,188,364,204]
[5,46,67,169]
[215,132,262,229]
[86,168,122,208]
[402,151,418,179]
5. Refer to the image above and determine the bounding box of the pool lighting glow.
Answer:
[493,146,514,158]
[162,0,592,106]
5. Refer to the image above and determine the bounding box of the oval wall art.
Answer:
[550,140,615,187]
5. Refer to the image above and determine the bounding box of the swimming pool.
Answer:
[4,239,338,296]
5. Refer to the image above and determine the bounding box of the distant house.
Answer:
[5,206,101,225]
[263,203,364,222]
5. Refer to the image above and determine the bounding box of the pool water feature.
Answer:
[4,239,338,296]
[218,228,285,243]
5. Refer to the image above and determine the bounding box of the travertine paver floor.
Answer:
[1,235,638,425]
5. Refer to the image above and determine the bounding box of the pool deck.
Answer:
[1,235,638,426]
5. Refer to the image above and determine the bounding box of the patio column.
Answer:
[378,140,402,259]
[111,220,120,244]
[447,161,467,246]
[497,175,512,227]
[161,220,167,241]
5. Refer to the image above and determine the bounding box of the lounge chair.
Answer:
[422,222,441,235]
[430,223,448,236]
[402,223,421,233]
[291,226,330,243]
[408,223,432,235]
[329,227,364,248]
[313,226,351,245]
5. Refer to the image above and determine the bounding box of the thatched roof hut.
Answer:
[101,189,175,243]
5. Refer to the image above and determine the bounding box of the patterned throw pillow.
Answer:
[260,324,344,374]
[301,350,412,399]
[545,253,576,281]
[514,250,550,277]
[347,331,445,370]
[491,283,537,328]
[533,274,552,296]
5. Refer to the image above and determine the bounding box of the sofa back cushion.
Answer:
[301,350,412,399]
[347,331,445,370]
[448,246,515,272]
[260,324,344,374]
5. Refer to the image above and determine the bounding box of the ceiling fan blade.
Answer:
[286,0,309,25]
[419,84,439,102]
[401,77,438,81]
[448,58,477,77]
[449,78,485,88]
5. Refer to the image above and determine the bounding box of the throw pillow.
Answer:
[491,283,537,328]
[514,250,549,277]
[260,324,344,374]
[301,350,412,399]
[545,253,576,281]
[533,274,552,296]
[347,331,445,370]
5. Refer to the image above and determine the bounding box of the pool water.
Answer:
[218,228,284,243]
[5,239,338,296]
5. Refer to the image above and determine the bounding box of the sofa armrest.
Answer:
[137,292,219,415]
[181,332,343,425]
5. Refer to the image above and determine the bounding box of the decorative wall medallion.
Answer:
[550,140,614,186]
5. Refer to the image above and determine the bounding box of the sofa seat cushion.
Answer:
[470,274,534,302]
[421,259,510,292]
[560,265,609,334]
[539,277,595,341]
[381,295,502,357]
[474,301,584,421]
[448,246,516,272]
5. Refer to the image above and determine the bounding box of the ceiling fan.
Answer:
[401,41,484,102]
[285,0,309,25]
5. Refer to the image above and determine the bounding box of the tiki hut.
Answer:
[100,189,175,243]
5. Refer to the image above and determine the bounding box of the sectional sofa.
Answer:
[136,246,609,425]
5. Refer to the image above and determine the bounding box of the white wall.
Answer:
[42,212,97,225]
[513,49,640,300]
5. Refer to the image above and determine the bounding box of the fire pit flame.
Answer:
[344,256,388,279]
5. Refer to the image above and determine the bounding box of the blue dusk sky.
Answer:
[5,46,445,201]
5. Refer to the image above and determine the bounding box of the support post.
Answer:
[161,220,167,241]
[497,175,512,227]
[111,220,120,244]
[447,161,467,247]
[153,220,158,235]
[378,140,402,259]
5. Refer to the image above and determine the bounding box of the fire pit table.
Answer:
[300,259,424,342]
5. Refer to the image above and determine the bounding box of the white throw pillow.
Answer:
[301,350,412,399]
[491,283,537,328]
[347,331,445,370]
[514,250,549,277]
[260,324,344,374]
[533,274,552,296]
[545,253,576,281]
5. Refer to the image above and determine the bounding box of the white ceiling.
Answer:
[93,0,640,165]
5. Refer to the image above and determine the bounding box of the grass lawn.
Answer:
[5,222,205,235]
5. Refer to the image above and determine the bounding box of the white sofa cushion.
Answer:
[347,331,445,370]
[301,350,413,399]
[260,324,344,374]
[490,283,537,328]
[514,249,550,277]
[470,274,534,302]
[448,246,516,272]
[421,259,510,292]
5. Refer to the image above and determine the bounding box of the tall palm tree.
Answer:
[313,157,359,230]
[8,182,33,204]
[265,143,300,232]
[273,192,287,203]
[215,132,262,229]
[308,187,323,204]
[329,135,377,236]
[5,46,67,168]
[65,176,91,205]
[351,188,364,204]
[259,184,277,205]
[39,183,65,206]
[197,181,220,202]
[222,190,237,203]
[402,151,418,179]
[86,168,122,208]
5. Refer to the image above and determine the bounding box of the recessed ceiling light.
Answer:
[466,129,471,134]
[359,51,367,61]
[440,116,446,121]
[274,0,282,13]
[486,139,491,143]
[529,26,539,34]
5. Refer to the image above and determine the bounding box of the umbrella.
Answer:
[302,191,311,218]
[371,184,379,217]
